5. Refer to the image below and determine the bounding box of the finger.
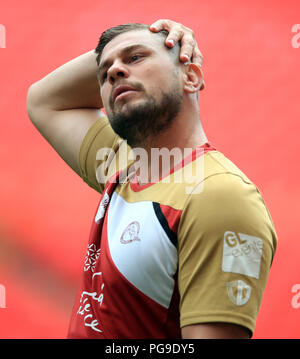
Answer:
[150,20,185,43]
[149,19,171,32]
[165,27,184,48]
[150,20,183,48]
[179,34,195,63]
[192,46,203,67]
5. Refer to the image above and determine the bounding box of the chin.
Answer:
[114,99,144,116]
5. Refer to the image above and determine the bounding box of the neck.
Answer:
[130,101,208,185]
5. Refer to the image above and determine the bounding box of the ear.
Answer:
[182,63,205,93]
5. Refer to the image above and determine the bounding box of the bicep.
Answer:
[181,323,250,339]
[27,88,106,176]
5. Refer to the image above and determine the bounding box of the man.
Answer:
[26,20,277,339]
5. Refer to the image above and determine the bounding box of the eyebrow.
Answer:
[97,44,152,77]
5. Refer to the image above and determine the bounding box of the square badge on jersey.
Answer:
[222,231,263,279]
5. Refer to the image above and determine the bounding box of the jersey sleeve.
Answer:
[78,115,132,193]
[177,173,277,337]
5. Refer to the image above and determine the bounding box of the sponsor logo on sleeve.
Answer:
[222,231,263,279]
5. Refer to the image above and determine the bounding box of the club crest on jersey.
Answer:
[95,190,110,223]
[227,280,252,306]
[120,221,141,244]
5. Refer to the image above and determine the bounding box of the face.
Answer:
[98,30,183,148]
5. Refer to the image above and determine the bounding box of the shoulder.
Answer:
[178,153,277,257]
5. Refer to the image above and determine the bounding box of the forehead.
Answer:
[100,30,165,62]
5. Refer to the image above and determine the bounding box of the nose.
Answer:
[107,60,129,85]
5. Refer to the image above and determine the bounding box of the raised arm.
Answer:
[26,50,104,176]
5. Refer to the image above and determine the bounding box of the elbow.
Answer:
[26,83,37,108]
[26,84,39,123]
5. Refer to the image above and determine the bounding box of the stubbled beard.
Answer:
[107,83,183,148]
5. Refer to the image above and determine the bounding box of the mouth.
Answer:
[112,85,137,103]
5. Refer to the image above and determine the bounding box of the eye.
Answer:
[130,54,142,63]
[101,71,107,82]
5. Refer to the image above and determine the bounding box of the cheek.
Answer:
[143,64,176,91]
[100,86,111,108]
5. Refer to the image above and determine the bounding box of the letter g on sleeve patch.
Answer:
[222,231,263,279]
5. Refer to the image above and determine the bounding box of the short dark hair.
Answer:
[94,23,171,67]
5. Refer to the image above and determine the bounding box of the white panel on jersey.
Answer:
[107,192,178,308]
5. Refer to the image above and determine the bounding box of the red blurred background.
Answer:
[0,0,299,339]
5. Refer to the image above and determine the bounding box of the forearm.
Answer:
[28,50,102,110]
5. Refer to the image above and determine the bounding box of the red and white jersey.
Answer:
[68,172,182,338]
[67,118,277,339]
